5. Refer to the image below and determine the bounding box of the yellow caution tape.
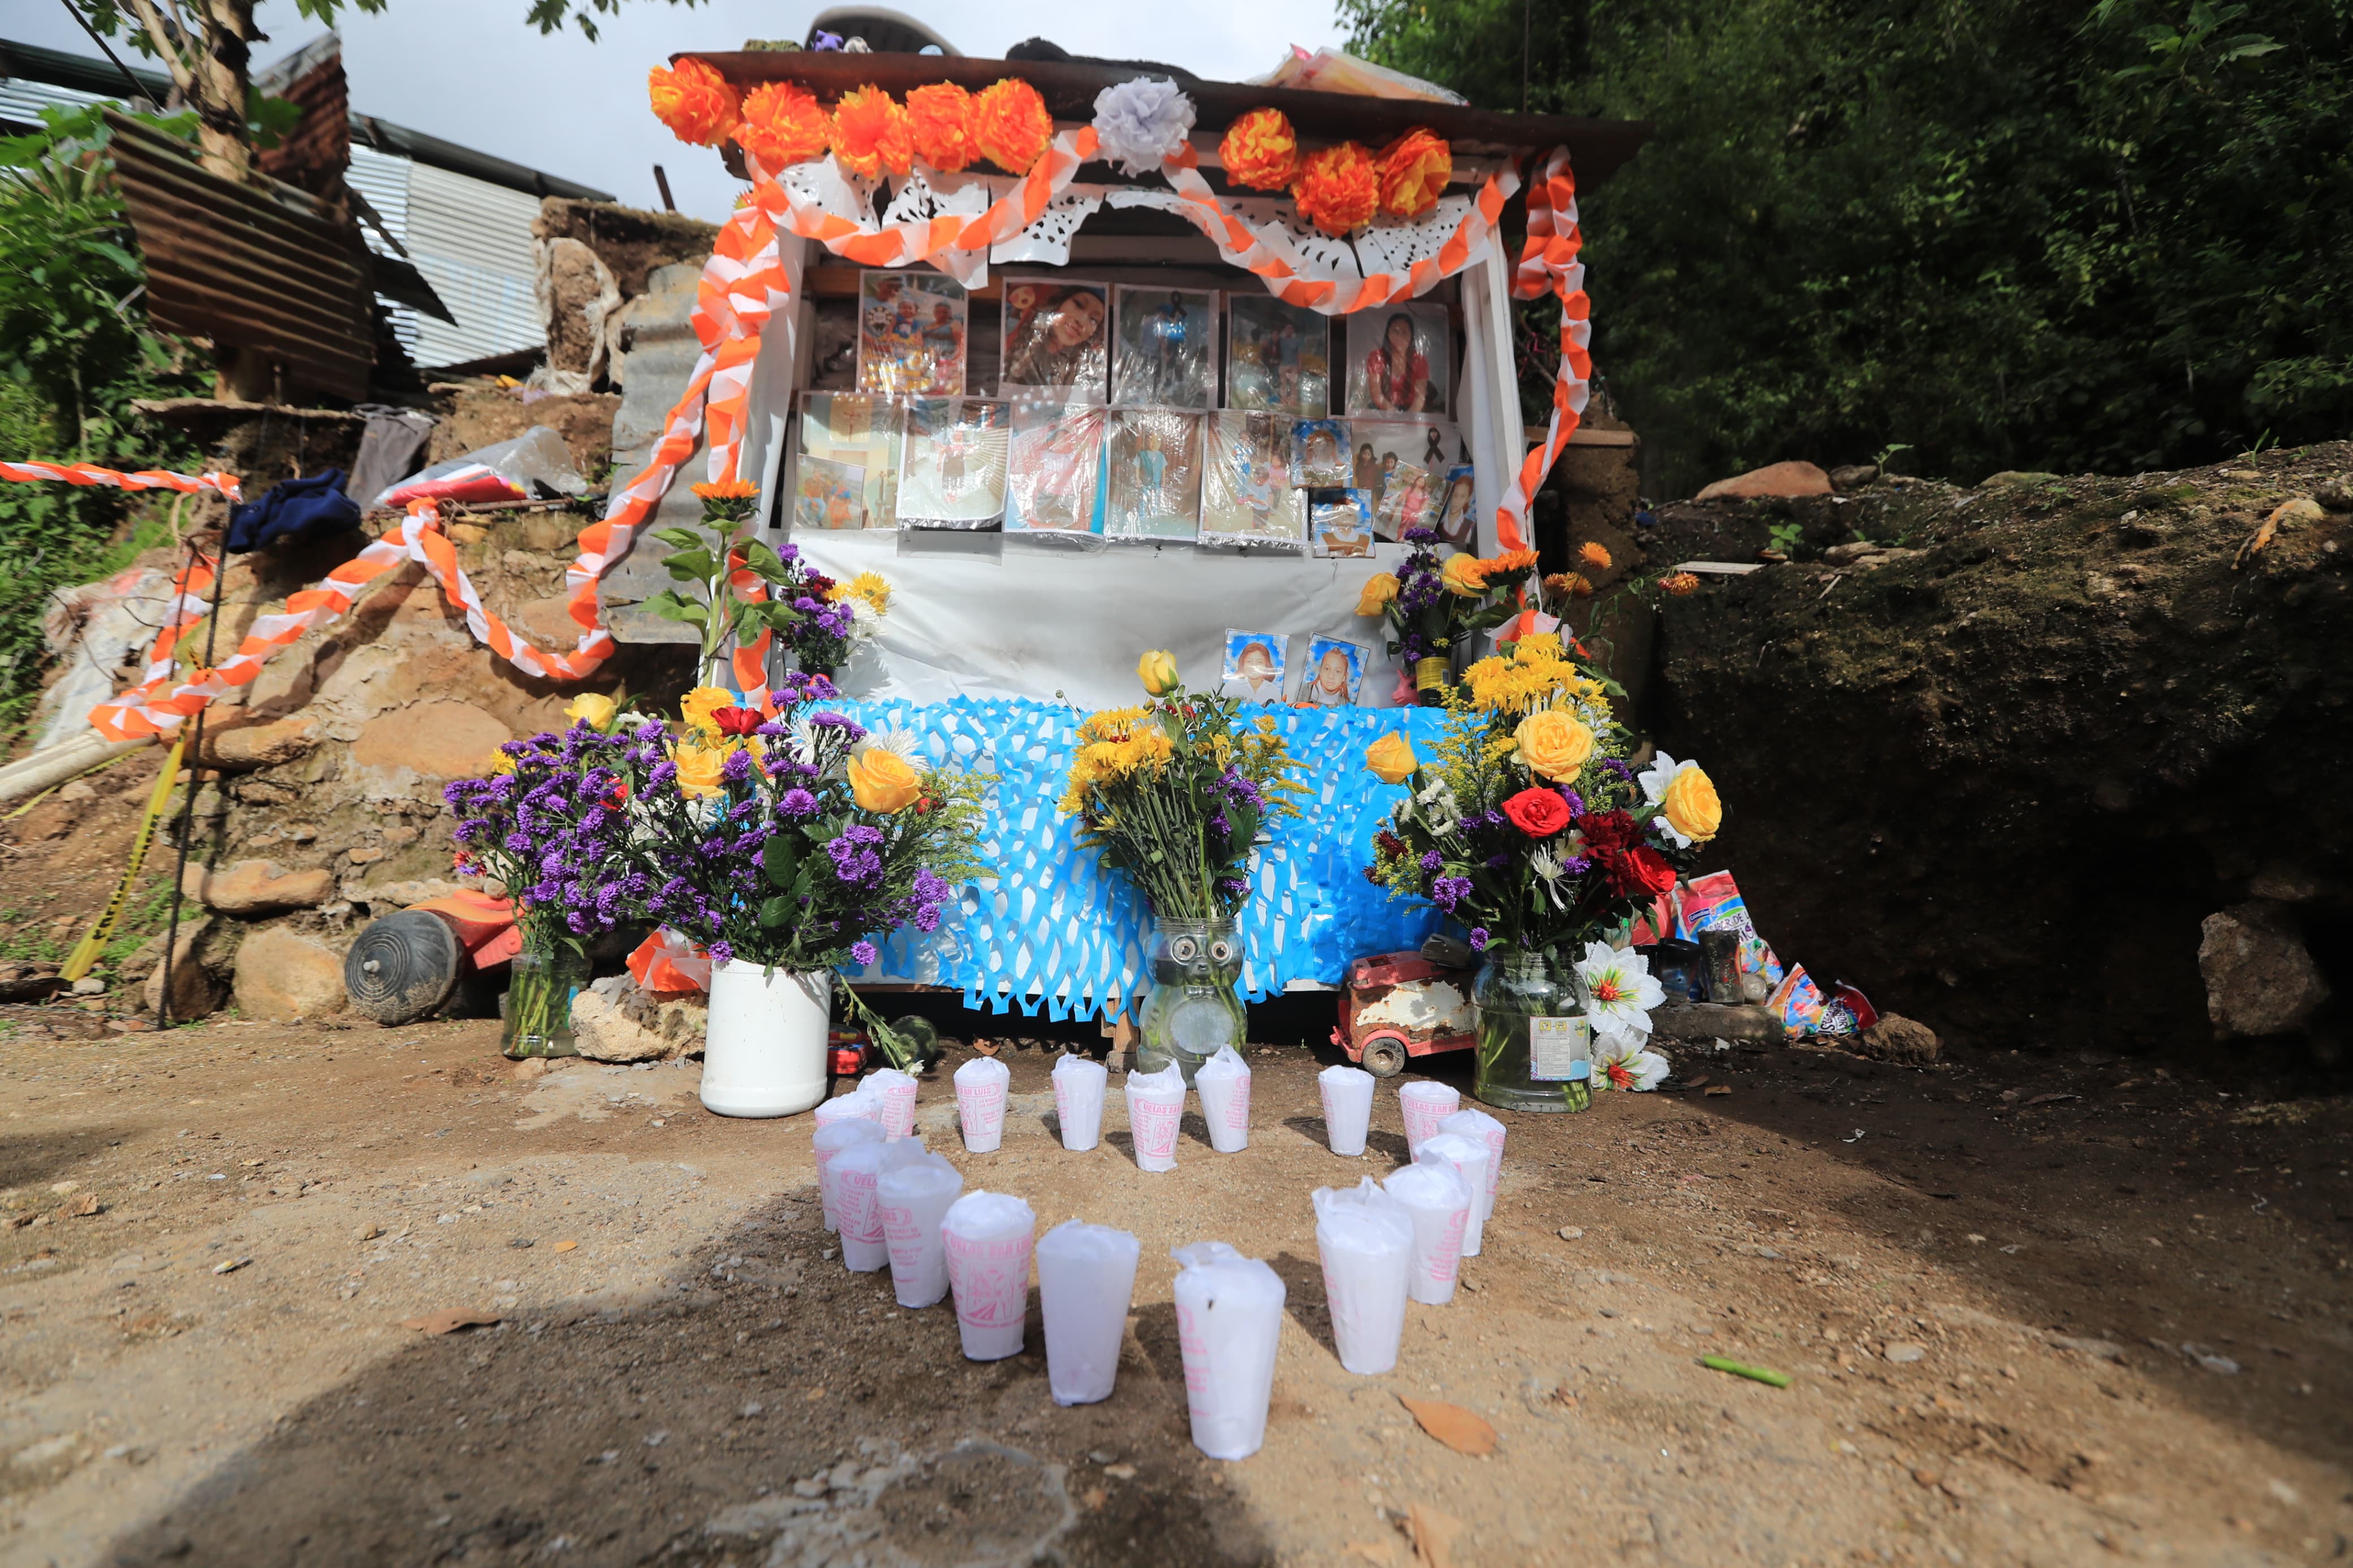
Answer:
[60,733,188,983]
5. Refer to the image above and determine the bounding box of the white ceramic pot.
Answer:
[701,961,831,1117]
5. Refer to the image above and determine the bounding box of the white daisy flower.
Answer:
[1593,1035,1670,1092]
[1637,750,1708,848]
[1576,939,1666,1044]
[852,725,921,762]
[846,596,883,643]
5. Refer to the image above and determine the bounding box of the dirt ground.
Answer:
[1,1015,2348,1568]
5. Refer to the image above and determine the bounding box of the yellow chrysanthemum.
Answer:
[825,571,891,615]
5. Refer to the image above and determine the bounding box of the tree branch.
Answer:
[117,0,195,94]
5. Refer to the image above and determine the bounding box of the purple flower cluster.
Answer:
[826,824,886,888]
[1432,874,1474,912]
[442,724,645,944]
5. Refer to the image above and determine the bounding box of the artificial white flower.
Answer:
[852,725,921,762]
[1528,845,1571,910]
[1091,76,1197,178]
[1415,776,1462,836]
[846,595,883,643]
[1592,1035,1670,1092]
[1575,939,1665,1046]
[1637,750,1707,848]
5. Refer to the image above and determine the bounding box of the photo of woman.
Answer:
[1000,280,1111,402]
[1436,464,1478,547]
[1226,296,1331,417]
[1221,632,1288,703]
[1346,304,1450,417]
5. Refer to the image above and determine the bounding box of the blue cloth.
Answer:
[835,697,1452,1018]
[224,469,361,554]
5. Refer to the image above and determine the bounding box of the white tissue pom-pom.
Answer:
[1091,77,1197,177]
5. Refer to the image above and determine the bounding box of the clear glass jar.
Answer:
[1471,948,1592,1112]
[501,947,585,1060]
[1134,915,1247,1086]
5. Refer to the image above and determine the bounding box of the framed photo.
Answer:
[790,454,869,532]
[1298,636,1368,707]
[1221,630,1289,704]
[1225,296,1331,417]
[1199,411,1307,548]
[1291,418,1352,489]
[1309,489,1376,558]
[1352,419,1461,537]
[1112,286,1217,408]
[1345,304,1451,417]
[1434,463,1479,547]
[898,397,1008,529]
[999,279,1110,404]
[857,270,967,396]
[1004,401,1107,533]
[793,392,900,528]
[1103,408,1204,541]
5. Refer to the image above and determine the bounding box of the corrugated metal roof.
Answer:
[347,142,423,358]
[104,111,374,399]
[398,159,545,369]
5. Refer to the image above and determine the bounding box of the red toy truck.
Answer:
[1331,949,1477,1077]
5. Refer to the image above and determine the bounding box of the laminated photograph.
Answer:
[1290,418,1352,489]
[1344,304,1451,417]
[1298,637,1368,708]
[1352,419,1460,537]
[1004,401,1107,534]
[1198,411,1307,550]
[999,279,1111,404]
[1103,408,1204,541]
[1371,460,1436,541]
[1221,630,1289,704]
[1309,489,1376,558]
[794,392,901,528]
[791,453,870,532]
[1112,286,1217,408]
[857,270,968,396]
[1225,296,1331,417]
[1434,463,1478,547]
[898,397,1009,529]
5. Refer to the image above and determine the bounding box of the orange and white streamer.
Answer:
[0,461,240,503]
[1493,145,1593,632]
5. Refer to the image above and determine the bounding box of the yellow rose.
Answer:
[1136,649,1180,697]
[1365,731,1419,785]
[1661,764,1722,842]
[565,692,619,733]
[1439,552,1487,597]
[679,685,736,735]
[1355,572,1400,617]
[1515,710,1596,781]
[673,738,729,798]
[848,747,923,813]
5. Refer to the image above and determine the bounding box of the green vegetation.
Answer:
[1343,0,2353,493]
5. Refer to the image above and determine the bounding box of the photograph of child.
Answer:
[1352,419,1461,535]
[1226,297,1331,417]
[857,270,967,396]
[1345,305,1451,417]
[898,397,1009,528]
[1104,408,1203,540]
[791,455,868,531]
[1113,287,1217,408]
[1005,401,1107,533]
[1221,631,1289,704]
[796,393,901,527]
[1310,490,1376,558]
[1434,464,1479,547]
[1291,418,1352,489]
[1297,637,1367,707]
[1000,280,1111,403]
[1199,411,1307,547]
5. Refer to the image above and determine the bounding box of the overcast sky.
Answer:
[14,1,1348,219]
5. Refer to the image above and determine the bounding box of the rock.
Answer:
[2316,477,2352,512]
[1828,464,1878,493]
[1650,1002,1780,1042]
[2199,902,2330,1038]
[231,926,348,1022]
[143,918,223,1020]
[2266,496,2326,530]
[1695,461,1831,502]
[69,976,106,996]
[197,715,320,771]
[1822,542,1880,567]
[2248,862,2332,904]
[1980,470,2057,488]
[447,522,490,545]
[350,699,511,780]
[512,596,585,650]
[1856,1013,1940,1064]
[571,990,681,1062]
[354,877,465,912]
[1883,1342,1927,1364]
[183,859,335,916]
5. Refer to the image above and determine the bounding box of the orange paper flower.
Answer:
[734,80,831,169]
[1291,141,1380,236]
[830,84,913,179]
[648,58,740,149]
[1219,106,1299,191]
[971,77,1053,174]
[1377,127,1452,218]
[907,81,977,172]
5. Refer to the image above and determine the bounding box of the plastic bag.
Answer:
[1252,46,1466,105]
[372,426,587,509]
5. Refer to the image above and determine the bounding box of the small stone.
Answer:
[1828,464,1878,493]
[212,1256,252,1276]
[1911,1468,1940,1488]
[740,1402,764,1418]
[1857,1013,1940,1064]
[1102,1463,1137,1480]
[643,1431,667,1448]
[1597,1306,1620,1319]
[1088,1450,1115,1465]
[2200,902,2331,1038]
[356,1225,382,1242]
[1557,1226,1584,1241]
[69,976,106,996]
[182,859,335,916]
[791,1478,828,1498]
[1884,1342,1927,1364]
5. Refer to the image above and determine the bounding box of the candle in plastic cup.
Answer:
[1416,1131,1492,1258]
[877,1151,963,1308]
[1192,1045,1252,1154]
[942,1190,1036,1361]
[1312,1178,1415,1375]
[833,1136,927,1273]
[1124,1060,1186,1173]
[813,1086,884,1134]
[1397,1081,1460,1158]
[953,1056,1012,1154]
[1382,1156,1471,1304]
[812,1116,886,1234]
[1437,1105,1506,1241]
[860,1068,920,1139]
[1036,1220,1141,1406]
[1318,1064,1376,1157]
[1051,1053,1109,1151]
[1170,1241,1288,1461]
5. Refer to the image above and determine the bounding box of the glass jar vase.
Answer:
[1134,915,1247,1086]
[1471,948,1592,1112]
[501,948,586,1060]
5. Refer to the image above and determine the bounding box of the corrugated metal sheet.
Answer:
[0,75,101,128]
[104,111,373,400]
[347,142,423,358]
[399,159,544,369]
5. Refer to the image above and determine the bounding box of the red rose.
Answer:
[712,706,764,737]
[1503,788,1571,838]
[1604,845,1678,897]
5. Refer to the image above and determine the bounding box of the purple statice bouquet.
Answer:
[1360,529,1538,706]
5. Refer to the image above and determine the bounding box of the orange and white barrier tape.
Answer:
[1490,145,1593,632]
[0,461,241,503]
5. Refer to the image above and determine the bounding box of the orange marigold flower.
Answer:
[1377,127,1452,218]
[1660,571,1701,597]
[907,81,977,172]
[734,80,831,169]
[1489,547,1540,576]
[1557,571,1596,599]
[648,58,740,149]
[1291,140,1381,236]
[1579,541,1612,569]
[1219,106,1299,191]
[830,84,913,179]
[971,77,1053,174]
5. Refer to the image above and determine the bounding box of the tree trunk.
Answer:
[119,0,257,183]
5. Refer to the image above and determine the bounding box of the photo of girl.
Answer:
[1310,490,1375,558]
[795,392,901,528]
[1435,464,1479,547]
[898,397,1009,528]
[1199,411,1308,547]
[1351,419,1461,528]
[1104,408,1204,540]
[857,270,967,396]
[1221,631,1289,704]
[1345,304,1450,417]
[1291,418,1352,489]
[1226,296,1331,417]
[1005,401,1107,533]
[1000,280,1111,403]
[1112,286,1217,407]
[1296,637,1367,707]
